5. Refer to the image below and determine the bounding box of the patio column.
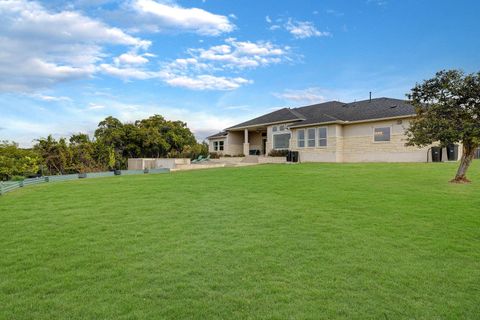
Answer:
[243,129,250,156]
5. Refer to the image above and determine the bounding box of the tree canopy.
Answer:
[0,115,208,180]
[406,70,480,183]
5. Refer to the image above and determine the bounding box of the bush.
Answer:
[209,152,221,159]
[268,149,289,157]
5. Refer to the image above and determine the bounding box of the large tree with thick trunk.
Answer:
[406,70,480,183]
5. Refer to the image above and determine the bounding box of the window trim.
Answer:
[297,129,305,148]
[317,127,328,148]
[307,128,316,148]
[373,126,392,143]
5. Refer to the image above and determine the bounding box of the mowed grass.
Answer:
[1,163,480,319]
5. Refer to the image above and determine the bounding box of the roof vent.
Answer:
[390,105,397,109]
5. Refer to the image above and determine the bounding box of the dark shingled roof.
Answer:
[289,98,415,128]
[227,108,304,130]
[206,131,228,139]
[223,98,415,132]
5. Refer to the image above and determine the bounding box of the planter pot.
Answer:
[78,173,87,179]
[114,170,122,176]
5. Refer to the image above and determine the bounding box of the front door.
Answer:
[262,138,267,155]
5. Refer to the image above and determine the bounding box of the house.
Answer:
[207,97,462,163]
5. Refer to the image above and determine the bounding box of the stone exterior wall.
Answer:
[289,125,339,162]
[341,119,429,162]
[226,131,243,155]
[212,117,462,163]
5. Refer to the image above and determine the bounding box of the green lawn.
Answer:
[1,162,479,319]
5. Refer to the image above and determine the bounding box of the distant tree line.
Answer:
[0,115,208,180]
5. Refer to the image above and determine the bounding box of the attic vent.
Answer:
[390,105,397,109]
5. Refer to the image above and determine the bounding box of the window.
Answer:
[279,124,285,131]
[318,127,327,147]
[297,129,305,148]
[213,141,218,151]
[374,127,391,142]
[307,128,316,147]
[273,133,290,149]
[272,126,278,132]
[219,141,224,151]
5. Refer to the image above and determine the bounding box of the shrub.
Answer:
[209,152,221,159]
[268,149,289,157]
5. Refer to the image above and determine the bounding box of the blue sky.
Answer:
[1,0,479,146]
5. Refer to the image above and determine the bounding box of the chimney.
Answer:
[369,91,372,102]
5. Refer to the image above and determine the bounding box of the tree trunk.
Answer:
[451,143,477,183]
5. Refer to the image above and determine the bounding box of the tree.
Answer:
[406,70,480,183]
[69,133,99,173]
[34,135,71,175]
[0,141,40,180]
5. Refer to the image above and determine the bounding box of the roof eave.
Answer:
[287,114,416,128]
[227,118,304,131]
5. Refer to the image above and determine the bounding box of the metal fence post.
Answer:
[19,181,24,188]
[45,176,49,182]
[0,182,3,196]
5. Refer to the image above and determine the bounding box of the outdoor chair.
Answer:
[191,155,204,163]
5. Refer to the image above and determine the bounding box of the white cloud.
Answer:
[0,0,149,92]
[114,53,150,65]
[285,19,331,39]
[190,38,289,69]
[99,60,251,90]
[87,103,106,110]
[98,64,162,80]
[274,87,327,104]
[131,0,235,36]
[164,75,251,91]
[29,93,72,102]
[326,9,344,17]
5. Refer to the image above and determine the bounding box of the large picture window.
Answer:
[318,127,327,147]
[273,133,290,149]
[374,127,391,142]
[297,129,305,148]
[307,128,316,147]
